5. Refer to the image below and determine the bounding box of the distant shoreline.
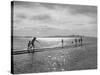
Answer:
[12,35,97,38]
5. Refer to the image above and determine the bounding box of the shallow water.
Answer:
[13,37,75,51]
[13,37,97,74]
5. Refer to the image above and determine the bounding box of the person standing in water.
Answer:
[78,38,81,46]
[80,36,83,46]
[30,37,39,67]
[27,41,32,53]
[61,39,64,48]
[75,38,77,47]
[31,37,39,53]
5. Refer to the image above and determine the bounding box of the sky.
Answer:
[12,1,97,37]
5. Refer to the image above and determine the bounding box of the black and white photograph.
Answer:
[11,1,97,74]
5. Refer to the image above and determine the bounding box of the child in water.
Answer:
[27,41,32,53]
[27,37,39,53]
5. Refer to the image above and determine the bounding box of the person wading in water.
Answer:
[27,41,32,53]
[75,38,77,47]
[80,36,83,46]
[28,37,40,67]
[31,37,39,53]
[78,38,81,46]
[61,39,64,48]
[27,37,39,53]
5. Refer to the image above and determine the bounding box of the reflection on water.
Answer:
[45,52,70,71]
[14,48,72,73]
[34,49,71,72]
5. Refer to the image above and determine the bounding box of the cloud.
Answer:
[13,1,97,37]
[30,14,52,21]
[16,14,27,19]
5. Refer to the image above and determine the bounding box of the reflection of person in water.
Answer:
[61,39,64,48]
[29,37,39,67]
